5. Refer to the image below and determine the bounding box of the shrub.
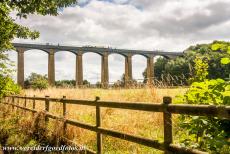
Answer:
[25,73,49,90]
[55,80,75,88]
[0,75,20,98]
[176,79,230,152]
[176,42,230,153]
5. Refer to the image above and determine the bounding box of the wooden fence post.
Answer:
[12,97,15,111]
[23,95,27,114]
[24,95,27,107]
[16,97,20,113]
[32,95,36,116]
[45,96,50,125]
[33,95,36,110]
[62,96,67,135]
[96,96,102,154]
[163,97,173,154]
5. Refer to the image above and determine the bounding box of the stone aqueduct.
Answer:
[13,43,183,88]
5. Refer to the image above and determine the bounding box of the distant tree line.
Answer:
[24,73,91,89]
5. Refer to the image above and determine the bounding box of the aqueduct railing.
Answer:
[2,95,228,154]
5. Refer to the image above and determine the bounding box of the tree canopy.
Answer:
[0,0,77,51]
[0,0,78,96]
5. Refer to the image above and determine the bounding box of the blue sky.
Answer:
[8,0,230,83]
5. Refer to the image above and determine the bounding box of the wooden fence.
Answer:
[1,95,230,154]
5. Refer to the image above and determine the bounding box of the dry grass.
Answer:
[17,87,187,153]
[22,87,187,103]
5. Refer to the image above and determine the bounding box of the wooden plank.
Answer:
[61,99,164,111]
[168,105,230,119]
[9,95,46,101]
[61,99,98,106]
[64,118,97,132]
[60,99,229,119]
[3,102,37,113]
[6,96,230,119]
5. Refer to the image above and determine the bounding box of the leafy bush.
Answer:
[25,73,49,90]
[96,81,102,88]
[176,42,230,153]
[83,80,90,85]
[189,57,209,83]
[177,80,230,153]
[0,75,20,98]
[0,51,20,97]
[55,80,75,88]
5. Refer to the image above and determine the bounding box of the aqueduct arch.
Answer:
[82,52,102,84]
[108,53,125,83]
[132,54,147,82]
[55,51,75,81]
[13,43,183,88]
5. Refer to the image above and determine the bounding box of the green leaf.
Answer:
[211,43,221,51]
[227,46,230,54]
[221,58,230,64]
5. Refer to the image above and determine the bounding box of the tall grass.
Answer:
[11,87,187,153]
[22,87,187,103]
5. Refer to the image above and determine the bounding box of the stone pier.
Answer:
[48,49,55,86]
[17,48,25,88]
[101,52,109,88]
[146,56,154,85]
[76,52,83,86]
[125,54,132,86]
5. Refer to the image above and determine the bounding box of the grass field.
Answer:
[23,87,187,103]
[11,88,188,153]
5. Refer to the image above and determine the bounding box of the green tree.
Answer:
[96,81,102,88]
[0,0,77,51]
[83,80,90,86]
[25,73,48,90]
[0,75,20,97]
[0,0,78,66]
[154,57,168,81]
[55,80,75,88]
[186,40,230,79]
[0,0,77,95]
[143,57,190,86]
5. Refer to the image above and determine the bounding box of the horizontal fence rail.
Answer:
[1,95,229,154]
